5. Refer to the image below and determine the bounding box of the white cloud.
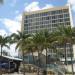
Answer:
[15,14,22,22]
[0,18,21,33]
[24,1,54,12]
[67,0,75,12]
[67,0,75,5]
[9,44,18,56]
[25,2,40,12]
[3,44,18,56]
[42,4,53,9]
[0,29,7,36]
[72,6,75,12]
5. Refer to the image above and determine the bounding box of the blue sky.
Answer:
[0,0,75,56]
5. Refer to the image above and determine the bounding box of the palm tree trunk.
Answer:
[64,43,67,75]
[46,48,47,75]
[37,50,40,75]
[1,45,2,56]
[70,43,74,75]
[0,45,2,75]
[64,44,67,66]
[22,50,25,75]
[31,51,35,65]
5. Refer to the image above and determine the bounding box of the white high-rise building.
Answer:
[21,5,75,73]
[21,5,73,33]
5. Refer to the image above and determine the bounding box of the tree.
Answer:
[41,30,55,73]
[24,37,38,72]
[32,31,45,75]
[25,37,37,65]
[0,35,10,56]
[11,31,30,75]
[32,30,55,75]
[53,26,75,75]
[0,35,10,75]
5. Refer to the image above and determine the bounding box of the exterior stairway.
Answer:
[24,54,66,75]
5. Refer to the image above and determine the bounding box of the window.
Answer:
[51,11,57,15]
[49,20,52,23]
[24,20,28,23]
[35,22,39,25]
[56,10,62,14]
[24,24,28,26]
[29,15,32,18]
[65,22,70,25]
[46,17,49,20]
[40,25,44,28]
[40,21,43,25]
[52,16,56,19]
[58,23,64,26]
[52,24,57,27]
[36,26,39,29]
[52,20,57,23]
[35,18,40,21]
[35,13,39,17]
[58,19,63,22]
[24,26,28,30]
[24,30,28,34]
[25,16,28,19]
[42,17,44,20]
[59,10,62,13]
[63,9,69,13]
[64,18,70,22]
[30,14,35,18]
[64,13,69,18]
[58,15,63,18]
[42,12,48,16]
[29,19,32,23]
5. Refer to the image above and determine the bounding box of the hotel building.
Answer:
[21,5,75,73]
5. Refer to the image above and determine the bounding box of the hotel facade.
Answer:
[21,5,75,73]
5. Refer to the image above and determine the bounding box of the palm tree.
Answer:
[32,31,46,75]
[32,30,55,75]
[0,35,10,75]
[41,30,55,72]
[0,35,10,56]
[25,37,37,65]
[43,30,62,75]
[53,26,75,75]
[11,31,30,75]
[24,37,38,73]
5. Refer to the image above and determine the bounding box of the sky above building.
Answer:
[0,0,75,56]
